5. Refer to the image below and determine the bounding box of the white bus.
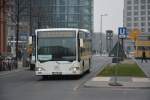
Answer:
[35,28,92,77]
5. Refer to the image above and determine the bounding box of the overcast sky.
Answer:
[94,0,124,33]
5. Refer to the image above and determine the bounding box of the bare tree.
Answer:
[5,0,29,67]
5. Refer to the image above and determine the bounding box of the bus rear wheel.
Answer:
[86,69,90,73]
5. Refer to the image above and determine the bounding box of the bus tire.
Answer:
[42,75,48,80]
[87,69,90,73]
[30,64,35,70]
[82,60,84,67]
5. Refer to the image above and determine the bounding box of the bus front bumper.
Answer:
[35,70,82,76]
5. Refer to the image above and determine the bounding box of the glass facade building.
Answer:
[18,0,93,35]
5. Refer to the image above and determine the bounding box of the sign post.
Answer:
[109,27,127,86]
[118,27,127,59]
[118,27,127,39]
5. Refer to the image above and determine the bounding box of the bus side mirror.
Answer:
[80,39,83,47]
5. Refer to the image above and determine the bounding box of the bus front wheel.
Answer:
[42,75,49,80]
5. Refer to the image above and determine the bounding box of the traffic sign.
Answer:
[118,27,127,38]
[106,30,113,37]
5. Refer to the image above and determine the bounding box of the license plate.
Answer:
[52,72,62,75]
[38,72,42,74]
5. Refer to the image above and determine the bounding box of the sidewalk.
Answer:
[0,61,28,76]
[84,76,150,88]
[84,58,150,89]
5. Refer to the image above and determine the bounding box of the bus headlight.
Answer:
[69,67,80,71]
[36,67,45,71]
[72,67,80,71]
[73,67,77,72]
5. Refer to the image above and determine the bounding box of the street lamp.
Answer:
[16,0,20,68]
[100,14,107,54]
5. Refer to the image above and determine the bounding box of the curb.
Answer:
[84,80,150,89]
[84,76,150,89]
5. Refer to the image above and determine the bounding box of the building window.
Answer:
[134,12,138,16]
[148,28,150,32]
[141,17,146,21]
[134,0,139,4]
[148,22,150,26]
[141,23,145,26]
[127,0,132,4]
[68,0,79,5]
[148,17,150,20]
[148,5,150,9]
[134,23,138,27]
[141,5,146,9]
[127,17,132,21]
[148,11,150,15]
[127,12,132,16]
[134,17,139,21]
[127,23,131,27]
[127,6,132,10]
[141,0,146,4]
[134,6,138,10]
[141,11,146,15]
[141,28,145,32]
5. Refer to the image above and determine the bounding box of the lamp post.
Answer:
[15,0,20,68]
[29,0,32,36]
[100,14,107,54]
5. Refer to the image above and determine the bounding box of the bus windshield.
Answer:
[37,37,76,62]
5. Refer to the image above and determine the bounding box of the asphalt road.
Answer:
[0,55,150,100]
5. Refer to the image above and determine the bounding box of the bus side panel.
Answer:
[78,30,92,73]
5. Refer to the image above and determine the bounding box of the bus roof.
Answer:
[35,28,90,33]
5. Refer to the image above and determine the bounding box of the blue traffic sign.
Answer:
[118,27,127,38]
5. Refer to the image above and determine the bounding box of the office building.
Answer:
[18,0,93,35]
[124,0,150,58]
[124,0,150,33]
